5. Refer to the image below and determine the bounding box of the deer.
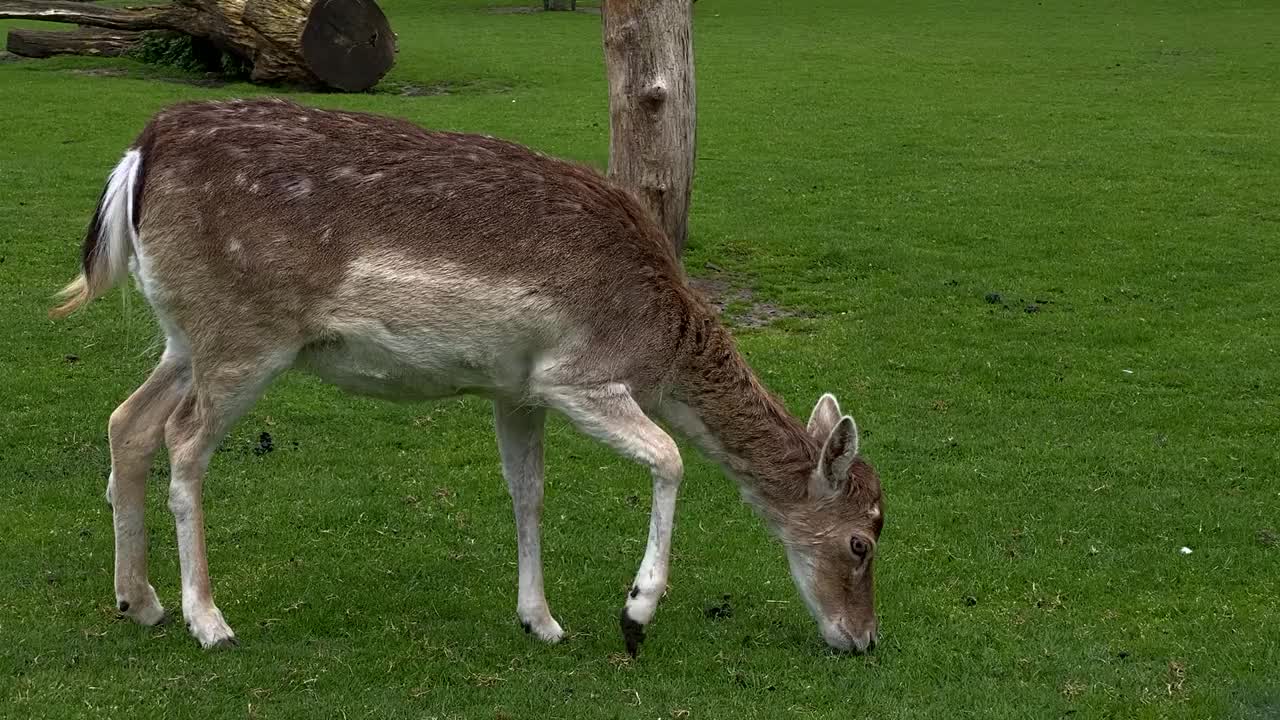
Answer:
[49,98,884,656]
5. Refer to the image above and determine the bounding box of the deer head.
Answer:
[781,394,884,652]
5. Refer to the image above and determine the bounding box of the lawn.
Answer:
[2,1,1278,718]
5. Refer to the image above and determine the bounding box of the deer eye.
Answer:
[850,537,870,558]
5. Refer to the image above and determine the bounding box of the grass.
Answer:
[2,0,1278,717]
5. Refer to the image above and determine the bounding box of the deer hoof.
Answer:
[620,608,646,657]
[210,636,240,650]
[116,586,165,626]
[187,607,237,649]
[519,615,565,644]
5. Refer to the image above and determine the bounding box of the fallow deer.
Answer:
[50,98,884,655]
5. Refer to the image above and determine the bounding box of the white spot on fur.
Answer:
[284,177,313,198]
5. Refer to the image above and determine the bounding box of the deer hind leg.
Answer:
[108,348,191,627]
[541,383,683,657]
[164,350,293,649]
[493,400,564,643]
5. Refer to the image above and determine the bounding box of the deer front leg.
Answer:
[493,400,564,643]
[543,383,683,656]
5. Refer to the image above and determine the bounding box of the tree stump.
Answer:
[601,0,697,255]
[0,0,397,91]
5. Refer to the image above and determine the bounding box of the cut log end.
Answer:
[300,0,395,92]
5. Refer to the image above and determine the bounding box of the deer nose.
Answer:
[825,623,878,653]
[852,629,877,653]
[844,620,878,653]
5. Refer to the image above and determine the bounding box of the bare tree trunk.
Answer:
[601,0,696,255]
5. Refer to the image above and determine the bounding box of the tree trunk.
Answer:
[601,0,696,255]
[0,0,396,91]
[7,27,141,58]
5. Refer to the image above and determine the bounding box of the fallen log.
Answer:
[7,27,141,58]
[0,0,396,91]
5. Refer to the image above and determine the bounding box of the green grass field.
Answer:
[2,1,1278,717]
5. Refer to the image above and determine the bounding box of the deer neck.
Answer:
[663,319,818,522]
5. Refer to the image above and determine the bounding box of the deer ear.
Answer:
[807,393,842,442]
[814,416,859,495]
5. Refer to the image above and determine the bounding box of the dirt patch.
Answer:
[690,276,747,312]
[68,67,130,77]
[148,73,226,87]
[394,80,509,96]
[390,79,513,97]
[65,66,228,87]
[982,288,1059,315]
[704,594,733,620]
[689,270,799,329]
[398,83,453,97]
[488,4,600,14]
[157,74,226,88]
[253,431,274,456]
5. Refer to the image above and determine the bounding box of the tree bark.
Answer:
[7,27,141,58]
[0,0,395,91]
[601,0,696,255]
[0,0,205,32]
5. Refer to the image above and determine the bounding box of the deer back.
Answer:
[128,99,702,392]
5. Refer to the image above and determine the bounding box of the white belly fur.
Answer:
[295,253,574,402]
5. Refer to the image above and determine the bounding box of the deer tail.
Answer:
[49,148,144,319]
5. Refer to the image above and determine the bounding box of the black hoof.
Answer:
[619,609,646,658]
[520,620,532,635]
[210,636,239,650]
